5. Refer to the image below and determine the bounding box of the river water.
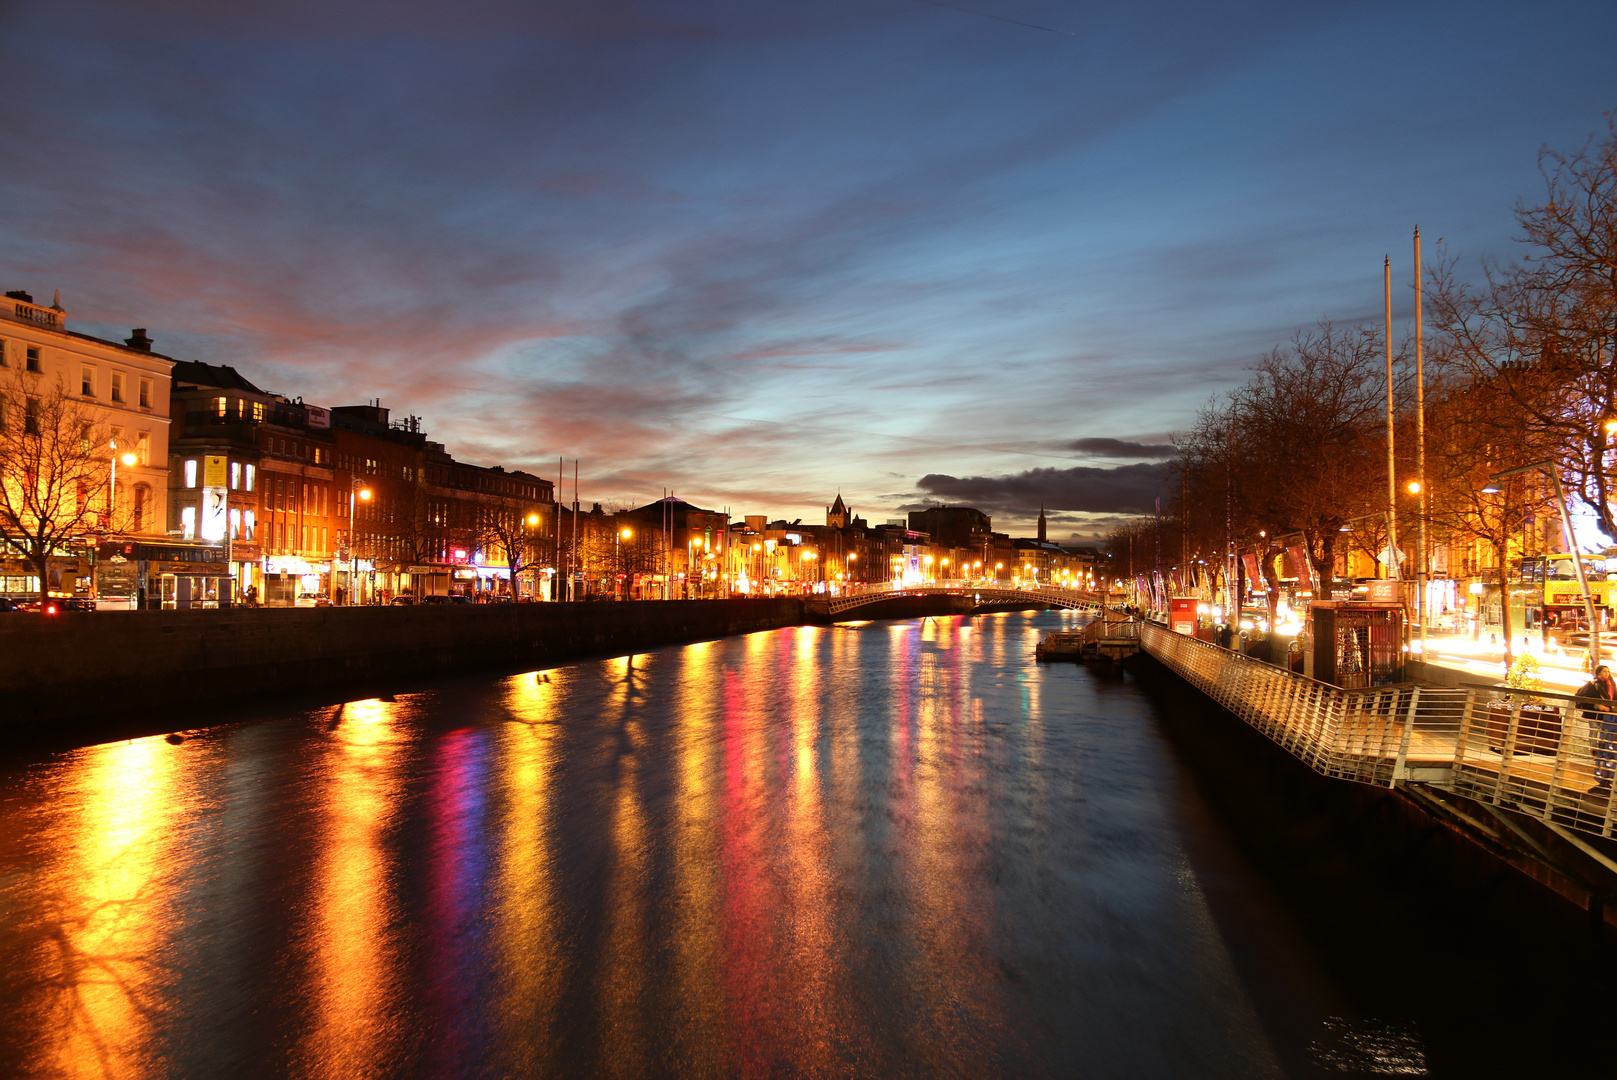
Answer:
[0,610,1607,1078]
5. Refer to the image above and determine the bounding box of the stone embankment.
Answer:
[1,599,804,728]
[2,591,1002,730]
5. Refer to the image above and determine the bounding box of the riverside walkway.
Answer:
[1138,620,1617,851]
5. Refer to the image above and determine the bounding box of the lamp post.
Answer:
[523,512,540,601]
[349,481,371,605]
[107,439,137,526]
[1406,479,1427,655]
[616,527,632,600]
[1486,461,1599,670]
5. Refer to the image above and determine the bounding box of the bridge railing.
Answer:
[1139,621,1617,840]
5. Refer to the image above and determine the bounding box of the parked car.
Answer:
[295,592,332,608]
[389,595,416,606]
[0,597,23,612]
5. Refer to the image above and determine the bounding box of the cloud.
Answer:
[1070,437,1177,458]
[915,462,1170,516]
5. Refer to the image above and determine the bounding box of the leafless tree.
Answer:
[1423,375,1556,667]
[1429,116,1617,542]
[478,506,552,601]
[0,372,127,606]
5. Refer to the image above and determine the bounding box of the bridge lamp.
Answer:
[527,514,539,526]
[1405,480,1421,495]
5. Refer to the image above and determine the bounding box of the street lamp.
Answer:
[349,483,371,605]
[616,527,632,599]
[1486,460,1600,670]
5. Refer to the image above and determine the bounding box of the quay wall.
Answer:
[0,599,807,729]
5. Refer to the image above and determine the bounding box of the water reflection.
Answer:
[0,611,1486,1077]
[26,736,189,1078]
[295,697,407,1079]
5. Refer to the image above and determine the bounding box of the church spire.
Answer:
[1037,504,1047,544]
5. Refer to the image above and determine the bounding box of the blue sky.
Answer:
[2,0,1613,539]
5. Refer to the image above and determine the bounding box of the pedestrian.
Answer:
[1579,664,1617,798]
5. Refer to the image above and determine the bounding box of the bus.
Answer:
[1515,554,1613,615]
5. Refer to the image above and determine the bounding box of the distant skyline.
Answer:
[2,0,1614,540]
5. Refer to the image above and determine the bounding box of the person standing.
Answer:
[1580,664,1617,797]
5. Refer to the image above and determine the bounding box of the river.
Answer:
[0,610,1610,1078]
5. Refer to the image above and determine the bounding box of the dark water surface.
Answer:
[0,611,1584,1078]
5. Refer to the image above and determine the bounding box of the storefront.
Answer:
[92,541,229,608]
[262,555,333,606]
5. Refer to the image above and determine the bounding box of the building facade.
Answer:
[0,291,173,603]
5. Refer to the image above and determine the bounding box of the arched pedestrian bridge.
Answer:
[809,582,1104,618]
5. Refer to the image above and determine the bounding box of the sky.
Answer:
[1,0,1614,541]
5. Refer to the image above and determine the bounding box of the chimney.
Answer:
[5,290,34,303]
[125,329,153,351]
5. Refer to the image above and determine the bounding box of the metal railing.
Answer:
[1139,622,1617,841]
[1081,614,1140,643]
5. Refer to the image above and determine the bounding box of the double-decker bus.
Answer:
[1515,554,1613,615]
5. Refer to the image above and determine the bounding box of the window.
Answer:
[181,506,196,540]
[184,459,198,488]
[244,510,255,541]
[139,379,151,408]
[229,462,240,490]
[229,508,240,540]
[25,347,40,373]
[81,366,95,397]
[252,401,264,422]
[245,464,255,492]
[321,527,328,552]
[136,431,150,465]
[80,424,94,454]
[214,396,228,417]
[0,338,7,366]
[132,485,148,532]
[111,372,125,403]
[24,397,39,435]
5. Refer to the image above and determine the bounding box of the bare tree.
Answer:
[0,372,125,607]
[1226,323,1387,600]
[478,507,551,601]
[1424,375,1555,668]
[1430,117,1617,542]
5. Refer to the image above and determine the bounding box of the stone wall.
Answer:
[0,599,806,728]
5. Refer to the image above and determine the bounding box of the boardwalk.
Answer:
[1139,622,1617,844]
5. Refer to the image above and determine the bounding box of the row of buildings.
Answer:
[1,291,1102,607]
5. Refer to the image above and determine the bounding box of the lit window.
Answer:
[245,464,255,492]
[214,397,228,417]
[139,379,151,408]
[252,401,264,422]
[184,459,198,488]
[244,510,255,541]
[111,372,125,403]
[136,431,150,465]
[229,462,240,490]
[81,367,95,396]
[181,505,196,540]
